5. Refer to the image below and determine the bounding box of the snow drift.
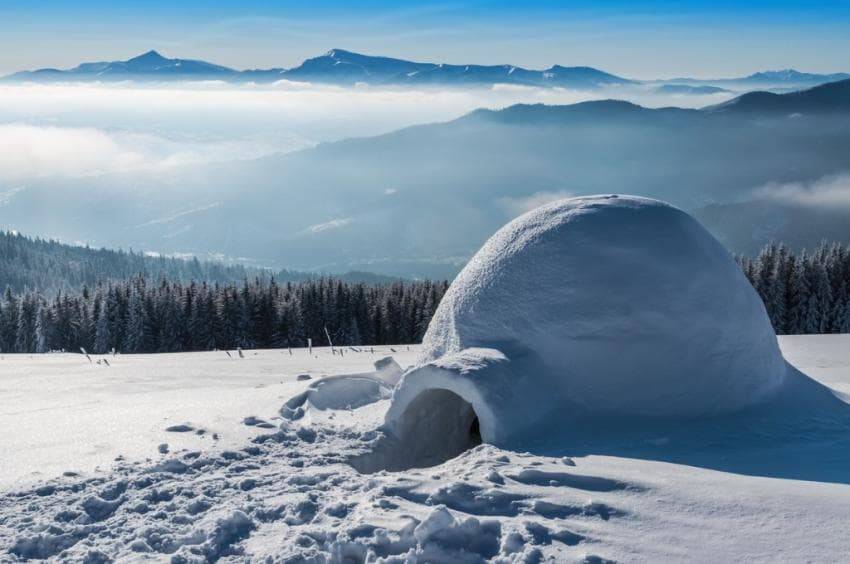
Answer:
[380,195,788,461]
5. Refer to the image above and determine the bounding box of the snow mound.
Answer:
[282,357,403,420]
[385,195,787,453]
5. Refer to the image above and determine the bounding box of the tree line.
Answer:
[0,277,447,354]
[3,240,850,354]
[738,241,850,335]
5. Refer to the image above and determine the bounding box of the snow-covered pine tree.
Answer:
[831,282,849,333]
[157,285,185,352]
[35,301,53,353]
[805,258,833,334]
[124,285,146,353]
[189,283,216,350]
[754,243,784,331]
[0,287,18,352]
[94,298,110,354]
[839,296,850,334]
[77,295,95,353]
[785,251,809,335]
[15,293,38,353]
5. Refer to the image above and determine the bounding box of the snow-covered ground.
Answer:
[0,346,420,491]
[1,336,850,562]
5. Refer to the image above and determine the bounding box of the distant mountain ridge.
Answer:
[470,78,850,120]
[664,68,850,88]
[281,49,634,88]
[7,50,239,82]
[4,48,633,89]
[654,84,731,95]
[747,69,850,83]
[5,48,847,90]
[706,78,850,114]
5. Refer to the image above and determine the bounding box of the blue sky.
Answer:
[1,0,849,78]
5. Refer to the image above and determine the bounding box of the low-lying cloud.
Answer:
[0,81,735,183]
[755,174,850,208]
[0,123,307,182]
[0,124,145,180]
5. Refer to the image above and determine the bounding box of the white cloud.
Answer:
[268,79,315,90]
[0,123,309,182]
[490,83,549,94]
[755,174,850,208]
[0,124,144,180]
[498,190,574,217]
[308,217,352,234]
[0,80,736,183]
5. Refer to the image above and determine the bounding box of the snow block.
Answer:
[388,195,787,448]
[373,356,403,386]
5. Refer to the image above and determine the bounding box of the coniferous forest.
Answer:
[737,241,850,335]
[0,277,447,354]
[0,230,393,295]
[2,238,850,354]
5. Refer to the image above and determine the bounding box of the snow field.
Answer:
[0,346,419,491]
[1,336,850,562]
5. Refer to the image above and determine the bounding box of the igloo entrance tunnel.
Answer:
[354,195,789,471]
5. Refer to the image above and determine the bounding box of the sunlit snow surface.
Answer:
[1,338,850,562]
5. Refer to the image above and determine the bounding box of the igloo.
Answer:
[367,195,788,470]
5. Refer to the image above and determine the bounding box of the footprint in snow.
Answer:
[165,424,195,433]
[243,416,276,429]
[509,469,635,492]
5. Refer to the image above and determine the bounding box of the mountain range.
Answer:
[5,50,238,82]
[664,69,850,88]
[3,49,848,91]
[3,49,633,89]
[1,78,849,277]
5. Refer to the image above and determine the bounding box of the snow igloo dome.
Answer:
[379,195,787,465]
